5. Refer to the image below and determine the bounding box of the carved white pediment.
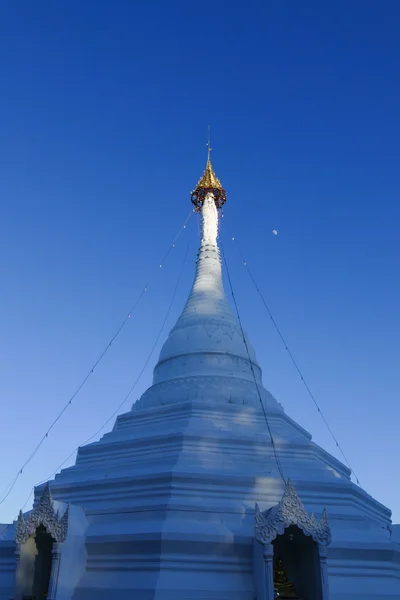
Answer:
[255,480,331,547]
[15,483,69,545]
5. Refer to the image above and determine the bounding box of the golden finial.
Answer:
[195,156,223,191]
[191,127,226,212]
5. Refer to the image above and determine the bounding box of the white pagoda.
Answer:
[1,153,399,600]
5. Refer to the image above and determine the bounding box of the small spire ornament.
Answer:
[191,131,226,212]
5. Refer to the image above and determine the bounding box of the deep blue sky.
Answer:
[1,1,399,523]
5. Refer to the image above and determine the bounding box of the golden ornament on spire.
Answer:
[195,146,223,191]
[191,143,227,212]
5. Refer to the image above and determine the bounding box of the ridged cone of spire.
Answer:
[194,152,223,192]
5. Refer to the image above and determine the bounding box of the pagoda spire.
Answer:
[133,145,283,413]
[175,146,230,330]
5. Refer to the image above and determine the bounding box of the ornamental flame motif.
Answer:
[255,480,331,547]
[15,483,69,545]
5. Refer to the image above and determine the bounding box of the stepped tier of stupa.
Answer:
[1,153,399,600]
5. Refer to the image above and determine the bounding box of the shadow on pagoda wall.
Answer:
[182,402,286,473]
[272,526,322,600]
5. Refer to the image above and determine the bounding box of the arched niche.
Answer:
[12,483,68,600]
[253,481,331,600]
[272,525,322,599]
[31,524,54,599]
[15,525,55,600]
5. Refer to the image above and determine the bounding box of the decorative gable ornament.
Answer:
[255,480,331,547]
[15,483,69,545]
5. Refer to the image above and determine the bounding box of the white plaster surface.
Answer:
[54,503,88,600]
[0,522,16,600]
[392,525,400,543]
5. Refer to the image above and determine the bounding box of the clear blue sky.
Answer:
[1,1,399,524]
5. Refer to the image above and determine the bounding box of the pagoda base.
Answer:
[1,400,399,600]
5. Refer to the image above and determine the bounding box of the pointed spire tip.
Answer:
[190,136,227,212]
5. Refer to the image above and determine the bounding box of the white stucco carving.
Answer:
[255,480,331,546]
[134,374,283,410]
[15,483,69,545]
